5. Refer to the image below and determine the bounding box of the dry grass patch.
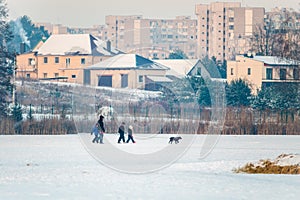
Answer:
[234,154,300,174]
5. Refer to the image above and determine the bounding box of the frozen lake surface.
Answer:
[0,134,300,199]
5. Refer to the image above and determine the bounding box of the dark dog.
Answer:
[169,136,182,144]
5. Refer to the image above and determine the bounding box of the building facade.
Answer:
[227,55,300,94]
[16,34,121,83]
[104,15,198,59]
[83,54,170,89]
[195,2,265,62]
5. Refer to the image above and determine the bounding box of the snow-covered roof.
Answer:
[86,54,169,70]
[146,75,173,82]
[250,56,299,66]
[37,34,121,56]
[154,59,199,78]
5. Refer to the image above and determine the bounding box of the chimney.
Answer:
[106,40,111,52]
[20,42,26,54]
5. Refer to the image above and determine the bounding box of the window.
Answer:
[266,68,273,80]
[229,17,234,22]
[230,68,234,75]
[54,73,59,78]
[72,75,76,79]
[121,74,128,88]
[229,25,234,30]
[43,73,48,78]
[98,75,112,87]
[81,58,86,65]
[280,69,286,80]
[26,74,30,78]
[55,57,59,64]
[139,75,143,82]
[66,58,71,67]
[248,68,251,75]
[28,58,35,66]
[44,57,48,64]
[293,69,299,80]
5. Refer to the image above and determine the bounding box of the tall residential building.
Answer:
[105,15,198,59]
[195,2,265,62]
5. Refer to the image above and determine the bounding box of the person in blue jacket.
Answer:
[91,123,99,143]
[95,115,105,144]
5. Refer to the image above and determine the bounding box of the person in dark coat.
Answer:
[118,122,126,143]
[126,125,135,143]
[97,115,105,144]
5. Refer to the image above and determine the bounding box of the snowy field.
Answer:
[1,134,300,200]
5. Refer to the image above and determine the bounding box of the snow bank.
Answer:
[274,154,300,166]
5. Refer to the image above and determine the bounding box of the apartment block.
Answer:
[195,2,264,62]
[105,15,198,59]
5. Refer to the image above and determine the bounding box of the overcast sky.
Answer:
[6,0,300,28]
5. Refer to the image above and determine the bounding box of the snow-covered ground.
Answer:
[1,134,300,200]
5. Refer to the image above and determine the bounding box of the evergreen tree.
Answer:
[27,104,33,121]
[8,15,49,53]
[250,87,274,110]
[11,103,23,122]
[226,79,252,107]
[0,0,14,117]
[187,75,211,107]
[168,49,188,59]
[251,84,300,111]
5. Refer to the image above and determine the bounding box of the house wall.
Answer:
[227,55,263,94]
[227,55,300,94]
[16,53,38,79]
[16,53,111,83]
[37,55,92,82]
[88,69,167,89]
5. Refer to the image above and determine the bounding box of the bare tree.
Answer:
[250,8,300,62]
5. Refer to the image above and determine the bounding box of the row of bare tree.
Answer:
[1,107,299,135]
[0,118,76,135]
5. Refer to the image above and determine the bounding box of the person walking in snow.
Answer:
[126,125,135,143]
[97,115,105,144]
[117,122,126,143]
[91,123,99,143]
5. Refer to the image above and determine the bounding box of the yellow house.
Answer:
[227,55,300,94]
[82,54,170,90]
[16,34,121,83]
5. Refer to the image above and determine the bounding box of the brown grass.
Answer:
[234,154,300,174]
